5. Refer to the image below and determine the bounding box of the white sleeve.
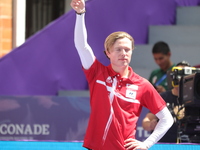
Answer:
[143,106,174,148]
[74,14,95,69]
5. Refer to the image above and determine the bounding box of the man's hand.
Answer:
[142,112,158,132]
[70,0,85,14]
[149,118,158,131]
[173,105,185,120]
[155,85,166,93]
[124,139,148,150]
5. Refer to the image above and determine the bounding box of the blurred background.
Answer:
[0,0,200,149]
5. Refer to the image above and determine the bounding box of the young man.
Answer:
[149,41,176,93]
[70,0,173,149]
[143,61,190,143]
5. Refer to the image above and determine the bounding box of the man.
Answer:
[70,0,173,149]
[143,61,190,143]
[149,41,176,93]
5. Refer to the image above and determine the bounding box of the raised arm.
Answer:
[70,0,95,69]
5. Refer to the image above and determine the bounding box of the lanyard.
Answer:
[155,74,167,86]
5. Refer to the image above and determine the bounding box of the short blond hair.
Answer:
[104,31,134,52]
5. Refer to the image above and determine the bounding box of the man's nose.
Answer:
[121,49,126,54]
[155,59,161,65]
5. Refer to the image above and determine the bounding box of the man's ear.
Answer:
[104,50,110,59]
[168,52,171,57]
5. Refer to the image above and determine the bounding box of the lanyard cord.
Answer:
[155,74,167,86]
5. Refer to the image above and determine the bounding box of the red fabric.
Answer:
[83,59,166,150]
[194,64,200,68]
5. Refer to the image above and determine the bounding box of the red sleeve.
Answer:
[83,58,103,84]
[141,79,166,114]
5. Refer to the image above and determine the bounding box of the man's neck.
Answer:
[112,65,130,78]
[172,87,179,96]
[163,61,173,72]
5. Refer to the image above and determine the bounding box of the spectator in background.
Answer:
[142,61,191,143]
[149,41,176,93]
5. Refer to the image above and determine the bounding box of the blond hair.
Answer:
[104,31,134,52]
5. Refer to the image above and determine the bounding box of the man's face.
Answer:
[106,37,133,69]
[153,52,171,71]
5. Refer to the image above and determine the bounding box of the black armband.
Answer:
[76,10,86,15]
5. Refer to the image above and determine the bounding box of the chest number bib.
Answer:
[126,90,136,99]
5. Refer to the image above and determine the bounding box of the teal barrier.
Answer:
[0,141,199,150]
